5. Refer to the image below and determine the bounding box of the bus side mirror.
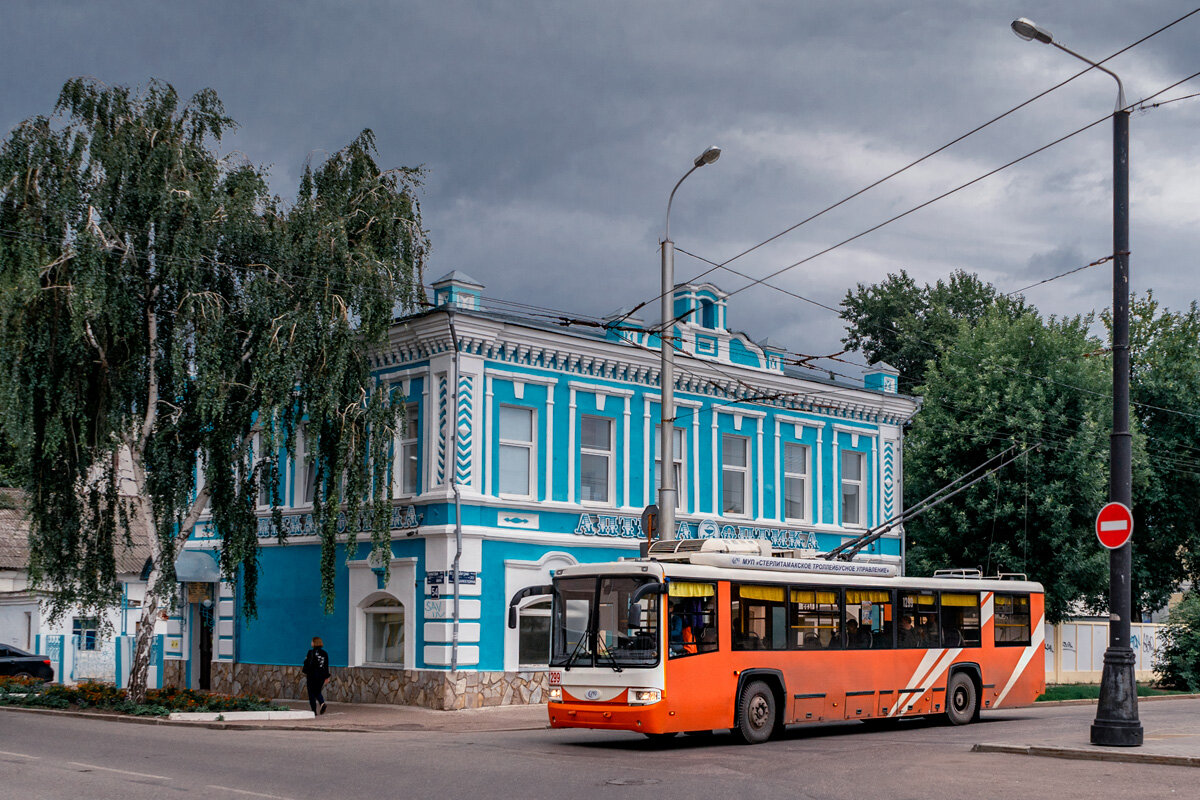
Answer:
[628,582,667,627]
[507,584,554,629]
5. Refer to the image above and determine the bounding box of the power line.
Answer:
[618,6,1200,326]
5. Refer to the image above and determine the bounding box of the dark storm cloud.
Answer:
[4,1,1198,360]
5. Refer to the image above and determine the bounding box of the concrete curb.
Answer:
[972,742,1200,768]
[1033,692,1200,707]
[169,709,314,722]
[0,702,549,733]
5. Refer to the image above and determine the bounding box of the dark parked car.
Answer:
[0,643,54,681]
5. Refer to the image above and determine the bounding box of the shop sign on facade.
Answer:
[572,513,819,550]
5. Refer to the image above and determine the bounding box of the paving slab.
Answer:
[974,695,1200,768]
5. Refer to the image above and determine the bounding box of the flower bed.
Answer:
[0,676,277,716]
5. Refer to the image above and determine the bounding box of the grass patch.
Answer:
[1036,683,1184,701]
[0,676,277,715]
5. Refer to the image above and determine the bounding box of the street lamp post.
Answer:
[1012,17,1142,747]
[659,146,721,541]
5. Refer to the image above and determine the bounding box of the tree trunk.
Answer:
[125,582,161,703]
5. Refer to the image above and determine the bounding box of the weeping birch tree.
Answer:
[0,79,428,700]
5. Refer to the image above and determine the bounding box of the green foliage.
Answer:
[1117,295,1200,614]
[904,307,1120,622]
[1035,683,1181,701]
[0,78,429,636]
[0,678,274,714]
[1154,590,1200,692]
[841,269,1027,393]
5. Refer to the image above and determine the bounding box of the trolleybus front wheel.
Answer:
[946,672,978,726]
[735,680,776,744]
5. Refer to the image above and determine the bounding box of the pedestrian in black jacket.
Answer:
[302,636,331,715]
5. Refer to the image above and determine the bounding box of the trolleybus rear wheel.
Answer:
[735,680,776,744]
[946,672,977,726]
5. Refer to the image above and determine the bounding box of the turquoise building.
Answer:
[172,271,918,708]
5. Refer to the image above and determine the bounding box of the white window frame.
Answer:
[841,450,867,528]
[253,432,271,509]
[783,442,811,522]
[579,415,615,506]
[392,404,420,498]
[721,434,751,517]
[654,425,686,511]
[362,595,405,667]
[295,425,318,507]
[497,404,536,499]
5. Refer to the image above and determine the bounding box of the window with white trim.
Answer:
[841,450,866,527]
[254,433,271,508]
[654,425,686,510]
[393,405,420,497]
[296,425,318,506]
[498,405,535,497]
[783,442,810,521]
[721,434,750,516]
[580,416,613,504]
[364,596,404,665]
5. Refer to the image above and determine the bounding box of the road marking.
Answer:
[0,750,39,759]
[206,785,297,799]
[68,761,172,780]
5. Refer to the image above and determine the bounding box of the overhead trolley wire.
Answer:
[615,6,1200,326]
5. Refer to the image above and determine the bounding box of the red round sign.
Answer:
[1095,502,1134,549]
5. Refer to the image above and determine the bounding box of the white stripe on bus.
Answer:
[993,615,1046,708]
[888,648,960,717]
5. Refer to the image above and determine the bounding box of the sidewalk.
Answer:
[201,698,552,733]
[973,695,1200,768]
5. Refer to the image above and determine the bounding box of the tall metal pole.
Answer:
[660,233,678,540]
[659,147,720,542]
[1091,106,1143,747]
[1010,18,1141,746]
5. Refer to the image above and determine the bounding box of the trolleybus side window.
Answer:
[790,587,842,649]
[668,581,717,658]
[898,590,939,648]
[731,584,787,650]
[939,591,981,648]
[994,593,1032,646]
[845,589,892,649]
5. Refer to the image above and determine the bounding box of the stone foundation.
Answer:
[162,661,187,689]
[208,662,549,710]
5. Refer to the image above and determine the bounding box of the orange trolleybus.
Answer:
[509,538,1045,744]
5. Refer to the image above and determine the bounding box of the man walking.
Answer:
[302,636,331,715]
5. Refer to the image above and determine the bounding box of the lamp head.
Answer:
[694,146,722,168]
[1011,18,1053,45]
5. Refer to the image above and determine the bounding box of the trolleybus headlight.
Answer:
[548,687,563,702]
[629,688,661,705]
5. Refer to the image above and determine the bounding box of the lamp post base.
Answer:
[1089,646,1143,747]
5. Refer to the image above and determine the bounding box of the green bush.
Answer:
[1154,590,1200,691]
[0,679,276,714]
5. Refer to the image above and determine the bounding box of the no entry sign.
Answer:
[1095,502,1134,550]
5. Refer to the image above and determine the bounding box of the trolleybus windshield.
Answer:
[550,576,660,669]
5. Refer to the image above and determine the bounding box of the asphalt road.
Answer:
[1,702,1195,800]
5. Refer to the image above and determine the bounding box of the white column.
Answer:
[691,405,700,515]
[622,395,631,509]
[710,413,719,515]
[831,432,840,528]
[755,417,764,521]
[872,434,880,528]
[815,425,824,526]
[643,397,652,508]
[568,387,577,504]
[545,386,555,502]
[484,375,494,496]
[774,419,783,520]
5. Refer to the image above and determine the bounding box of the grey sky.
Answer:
[4,1,1198,375]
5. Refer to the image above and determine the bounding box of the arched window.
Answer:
[364,597,404,665]
[518,598,552,668]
